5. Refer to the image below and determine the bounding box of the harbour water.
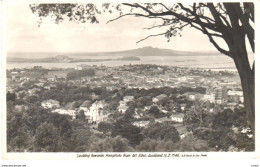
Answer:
[6,52,254,71]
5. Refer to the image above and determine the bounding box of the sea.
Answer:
[6,52,254,71]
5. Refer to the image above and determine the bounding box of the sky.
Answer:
[6,2,228,53]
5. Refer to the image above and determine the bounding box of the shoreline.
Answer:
[6,63,237,72]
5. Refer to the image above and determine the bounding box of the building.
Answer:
[28,88,41,96]
[177,77,187,82]
[203,94,215,103]
[152,94,167,103]
[214,87,228,104]
[180,104,186,111]
[227,90,243,96]
[155,117,172,124]
[118,105,128,114]
[52,109,77,119]
[15,105,28,112]
[184,92,203,101]
[227,90,244,103]
[41,99,60,109]
[123,96,134,102]
[34,83,44,87]
[75,64,92,70]
[84,101,107,123]
[171,113,185,123]
[132,121,150,128]
[177,127,190,139]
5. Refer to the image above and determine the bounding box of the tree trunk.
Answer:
[230,37,255,136]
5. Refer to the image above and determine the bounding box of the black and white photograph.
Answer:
[1,0,259,159]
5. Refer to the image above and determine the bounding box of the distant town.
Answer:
[6,63,253,152]
[7,55,141,63]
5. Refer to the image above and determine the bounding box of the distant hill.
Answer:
[7,46,225,59]
[68,46,222,57]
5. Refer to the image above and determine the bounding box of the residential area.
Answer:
[6,64,253,152]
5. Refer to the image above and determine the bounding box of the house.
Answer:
[203,94,215,103]
[155,117,172,124]
[34,82,44,87]
[133,108,146,118]
[171,113,185,123]
[14,105,28,112]
[41,99,60,109]
[118,105,128,114]
[152,94,167,103]
[15,90,27,99]
[75,64,92,70]
[184,92,203,101]
[123,96,134,102]
[119,100,127,106]
[241,127,251,134]
[180,104,186,111]
[52,109,77,119]
[161,110,169,114]
[227,90,243,96]
[132,121,150,128]
[84,101,107,123]
[174,125,189,139]
[177,77,187,82]
[28,88,40,96]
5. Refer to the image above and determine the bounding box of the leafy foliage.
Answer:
[66,69,95,80]
[143,123,180,142]
[111,120,143,146]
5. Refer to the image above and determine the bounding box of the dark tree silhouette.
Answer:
[30,3,255,133]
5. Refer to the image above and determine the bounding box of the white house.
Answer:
[227,90,243,96]
[152,94,167,103]
[177,77,187,82]
[41,99,60,109]
[34,83,44,87]
[188,94,196,101]
[155,117,172,123]
[203,94,215,103]
[118,105,128,114]
[132,121,150,128]
[52,109,77,119]
[180,104,186,111]
[171,113,185,123]
[28,88,41,96]
[123,96,134,102]
[84,101,107,123]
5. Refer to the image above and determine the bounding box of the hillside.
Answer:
[68,46,221,57]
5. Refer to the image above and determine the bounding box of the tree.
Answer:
[98,121,113,134]
[34,122,61,152]
[148,105,160,116]
[7,91,16,102]
[143,123,180,143]
[185,100,208,128]
[30,3,255,133]
[76,110,86,121]
[111,120,143,146]
[89,136,135,152]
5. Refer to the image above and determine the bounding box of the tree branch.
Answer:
[177,3,215,24]
[137,23,189,43]
[122,3,221,32]
[202,27,231,57]
[136,32,168,44]
[143,22,175,30]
